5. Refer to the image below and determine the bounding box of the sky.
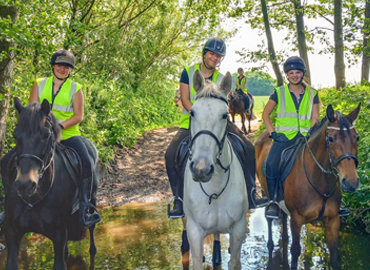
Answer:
[219,18,362,89]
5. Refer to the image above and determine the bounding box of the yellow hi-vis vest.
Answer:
[37,76,82,140]
[236,76,247,94]
[275,85,316,140]
[179,64,224,129]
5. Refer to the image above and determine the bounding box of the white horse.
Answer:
[184,70,248,270]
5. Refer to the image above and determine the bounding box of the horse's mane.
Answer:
[308,111,352,141]
[17,102,62,142]
[195,79,227,100]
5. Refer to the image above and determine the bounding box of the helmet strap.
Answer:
[52,68,70,81]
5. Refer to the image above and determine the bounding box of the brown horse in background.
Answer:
[228,91,255,134]
[255,103,361,270]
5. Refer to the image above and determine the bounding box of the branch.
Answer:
[307,5,334,26]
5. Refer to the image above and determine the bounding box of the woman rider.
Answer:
[235,67,250,114]
[166,37,267,218]
[28,49,100,228]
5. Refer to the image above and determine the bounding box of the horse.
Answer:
[1,97,99,270]
[255,103,361,270]
[228,91,255,134]
[183,70,248,270]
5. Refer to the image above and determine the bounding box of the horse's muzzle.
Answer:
[341,177,360,193]
[14,178,37,197]
[189,159,214,182]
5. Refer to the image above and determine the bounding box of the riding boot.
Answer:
[79,177,101,229]
[244,95,250,114]
[265,175,281,219]
[167,166,184,218]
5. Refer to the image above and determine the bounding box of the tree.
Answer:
[334,0,346,89]
[362,0,370,83]
[0,1,18,158]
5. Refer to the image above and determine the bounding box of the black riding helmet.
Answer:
[50,49,76,69]
[202,37,226,70]
[283,56,306,74]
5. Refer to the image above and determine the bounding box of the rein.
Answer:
[15,117,57,208]
[188,94,233,204]
[302,122,358,222]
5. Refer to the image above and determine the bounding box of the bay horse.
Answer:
[255,103,361,270]
[183,70,248,270]
[228,91,255,134]
[1,97,99,270]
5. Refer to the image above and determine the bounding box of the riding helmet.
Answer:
[50,49,76,69]
[203,37,226,57]
[283,56,306,74]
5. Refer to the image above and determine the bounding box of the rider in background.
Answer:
[262,56,320,219]
[28,49,100,228]
[165,37,267,218]
[235,67,250,114]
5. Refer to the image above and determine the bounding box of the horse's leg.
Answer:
[247,113,252,133]
[4,226,23,270]
[267,218,274,267]
[241,113,247,134]
[212,232,221,268]
[228,219,246,270]
[186,221,205,270]
[282,212,288,242]
[323,215,341,270]
[52,226,68,270]
[290,215,304,270]
[181,217,190,270]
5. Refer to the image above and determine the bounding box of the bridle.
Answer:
[188,94,233,204]
[302,121,358,222]
[14,116,56,208]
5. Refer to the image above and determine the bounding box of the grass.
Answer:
[253,96,269,117]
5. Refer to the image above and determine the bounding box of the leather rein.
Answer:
[302,122,358,222]
[188,94,233,204]
[14,116,56,208]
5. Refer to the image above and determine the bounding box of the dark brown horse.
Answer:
[228,91,255,134]
[255,103,361,270]
[1,98,99,270]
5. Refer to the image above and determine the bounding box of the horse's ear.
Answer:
[41,99,51,116]
[220,72,232,95]
[326,104,336,122]
[14,97,24,113]
[193,69,205,93]
[347,102,361,123]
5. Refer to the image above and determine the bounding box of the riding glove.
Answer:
[269,132,289,142]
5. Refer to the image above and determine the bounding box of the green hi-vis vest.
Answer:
[179,64,224,129]
[37,76,82,140]
[236,76,247,94]
[275,85,316,140]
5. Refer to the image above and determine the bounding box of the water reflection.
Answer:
[0,202,370,269]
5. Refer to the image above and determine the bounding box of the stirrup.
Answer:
[251,186,269,208]
[339,200,350,217]
[265,201,281,220]
[167,197,184,219]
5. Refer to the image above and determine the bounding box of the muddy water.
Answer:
[0,202,369,270]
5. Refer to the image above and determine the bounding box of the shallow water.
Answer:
[0,202,369,270]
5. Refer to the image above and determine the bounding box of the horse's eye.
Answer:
[190,110,194,117]
[357,136,360,142]
[328,137,335,143]
[222,113,229,119]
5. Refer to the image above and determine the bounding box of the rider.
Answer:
[165,37,268,218]
[235,67,250,114]
[263,56,320,219]
[25,49,100,228]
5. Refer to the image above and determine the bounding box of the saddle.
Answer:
[261,137,305,199]
[175,132,253,197]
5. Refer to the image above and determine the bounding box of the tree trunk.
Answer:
[261,0,284,86]
[361,0,370,83]
[334,0,345,89]
[293,0,311,85]
[0,4,18,158]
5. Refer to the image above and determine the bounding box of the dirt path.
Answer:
[97,118,262,207]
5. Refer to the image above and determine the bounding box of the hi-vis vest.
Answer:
[37,76,82,140]
[179,64,224,129]
[236,76,247,94]
[275,85,316,140]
